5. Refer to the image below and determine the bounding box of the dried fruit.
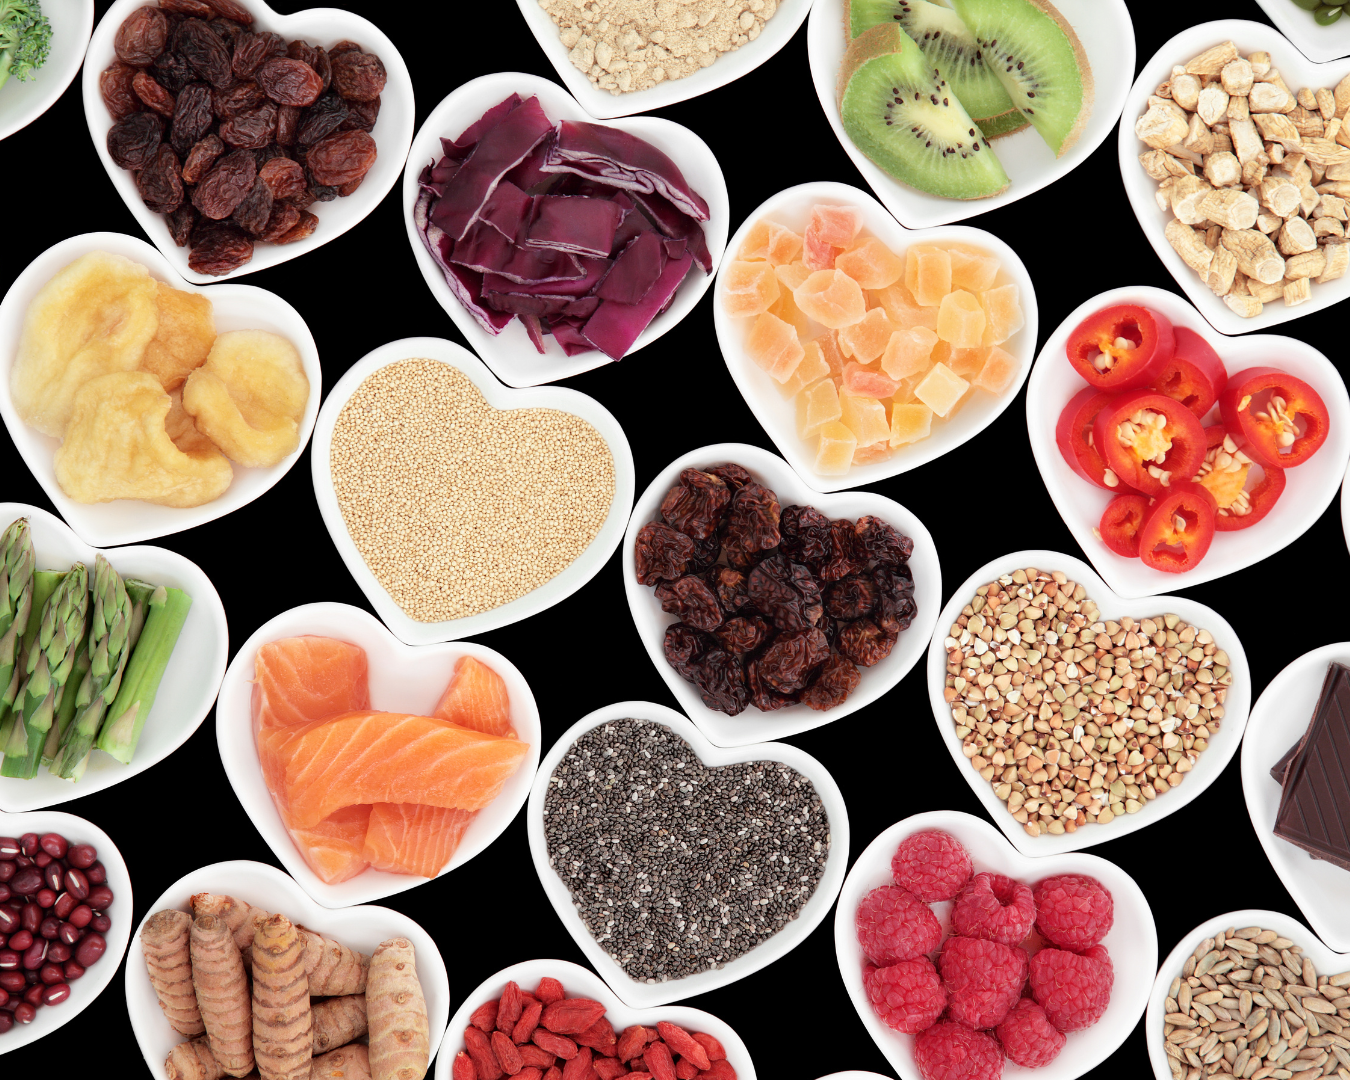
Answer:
[799,650,860,711]
[259,156,307,200]
[181,133,225,184]
[855,515,914,567]
[132,72,176,117]
[167,203,198,246]
[305,129,376,186]
[660,469,731,540]
[178,18,233,89]
[635,522,695,585]
[757,626,829,692]
[747,555,822,631]
[202,0,255,24]
[340,96,380,133]
[256,56,324,106]
[231,29,286,78]
[712,615,770,655]
[273,210,317,245]
[100,63,142,121]
[213,80,267,118]
[169,83,214,155]
[137,144,185,214]
[231,176,274,236]
[115,6,168,65]
[258,202,300,242]
[153,49,198,94]
[837,617,896,667]
[541,1000,608,1037]
[192,148,257,219]
[654,575,723,631]
[187,220,254,275]
[107,112,163,170]
[824,574,877,620]
[331,49,386,101]
[219,101,277,148]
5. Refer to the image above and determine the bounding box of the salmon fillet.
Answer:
[363,803,477,879]
[433,656,514,737]
[290,805,373,884]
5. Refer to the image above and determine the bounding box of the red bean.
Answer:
[9,869,40,896]
[38,834,66,860]
[65,845,95,870]
[57,923,80,946]
[0,987,7,1007]
[43,863,62,893]
[0,1012,11,1033]
[74,934,105,968]
[13,1001,35,1023]
[22,940,47,970]
[34,888,55,911]
[86,862,106,885]
[62,868,88,900]
[0,886,9,904]
[0,838,17,860]
[0,951,17,971]
[66,905,91,930]
[13,855,31,868]
[62,961,83,981]
[0,935,5,949]
[90,915,110,934]
[38,964,62,986]
[0,863,13,883]
[22,983,43,1006]
[51,892,73,920]
[46,943,69,963]
[42,983,69,1006]
[18,835,37,858]
[7,932,31,952]
[0,908,16,935]
[86,886,113,911]
[34,852,51,869]
[20,904,40,933]
[38,918,59,941]
[0,971,23,992]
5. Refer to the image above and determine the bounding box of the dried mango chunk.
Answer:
[880,326,939,381]
[815,420,858,475]
[873,282,939,332]
[775,262,812,291]
[904,246,952,307]
[765,223,804,266]
[781,339,830,396]
[837,307,896,363]
[950,248,1000,293]
[947,347,987,379]
[745,312,804,382]
[140,282,215,391]
[981,283,1025,346]
[936,290,987,348]
[915,362,970,418]
[723,260,781,318]
[973,345,1020,395]
[889,402,934,447]
[839,390,891,447]
[842,361,900,400]
[738,219,771,260]
[768,288,812,340]
[835,237,905,290]
[794,269,867,329]
[796,378,842,437]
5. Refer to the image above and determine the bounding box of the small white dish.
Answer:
[1255,0,1350,63]
[1146,909,1348,1080]
[127,860,449,1076]
[0,231,322,547]
[0,503,226,813]
[623,443,940,747]
[1240,644,1350,953]
[435,959,756,1080]
[310,336,634,645]
[714,181,1038,492]
[1118,20,1350,335]
[0,810,132,1056]
[836,810,1155,1080]
[1025,286,1350,599]
[927,550,1251,856]
[525,700,848,1008]
[216,602,541,908]
[402,71,728,388]
[0,0,93,142]
[515,0,816,120]
[806,0,1135,229]
[82,0,415,285]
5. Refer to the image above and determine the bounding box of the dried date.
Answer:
[331,49,385,102]
[136,144,184,213]
[837,619,896,668]
[192,148,257,219]
[705,567,750,614]
[115,6,168,66]
[654,575,723,632]
[181,132,225,184]
[166,203,198,247]
[169,83,213,154]
[747,555,822,631]
[132,72,176,117]
[722,482,781,561]
[219,101,276,148]
[178,19,234,89]
[256,56,323,106]
[305,129,375,186]
[258,156,306,200]
[664,623,711,681]
[684,534,720,575]
[707,463,753,491]
[100,63,141,121]
[296,92,347,145]
[660,469,729,541]
[778,504,831,567]
[107,112,163,170]
[758,627,829,694]
[855,516,913,568]
[689,649,749,716]
[800,651,860,712]
[746,660,797,712]
[231,176,274,236]
[824,575,878,621]
[188,220,254,275]
[634,522,694,586]
[819,519,862,582]
[231,30,286,79]
[713,616,771,656]
[258,202,300,241]
[872,566,916,637]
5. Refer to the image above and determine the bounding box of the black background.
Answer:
[1,0,1342,1076]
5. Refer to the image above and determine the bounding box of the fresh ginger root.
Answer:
[166,1037,227,1080]
[252,913,313,1080]
[144,910,205,1037]
[190,915,255,1077]
[311,994,368,1055]
[192,893,270,952]
[313,1045,372,1080]
[300,929,369,997]
[366,939,428,1080]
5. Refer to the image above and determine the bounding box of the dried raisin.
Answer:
[305,129,376,186]
[166,203,198,246]
[100,63,141,121]
[331,49,385,102]
[336,175,364,197]
[107,112,164,170]
[192,148,257,219]
[178,18,233,89]
[653,576,722,632]
[231,176,274,236]
[153,49,197,94]
[258,202,300,241]
[136,144,184,213]
[201,0,254,25]
[328,40,362,57]
[169,82,213,154]
[219,101,277,148]
[275,103,300,145]
[296,92,347,145]
[181,132,224,183]
[231,30,286,79]
[273,210,318,244]
[207,17,245,48]
[132,72,176,117]
[634,523,694,586]
[339,95,379,133]
[256,56,323,106]
[114,6,168,66]
[188,219,254,275]
[158,0,214,16]
[258,156,306,200]
[212,79,265,117]
[311,46,332,93]
[660,469,729,541]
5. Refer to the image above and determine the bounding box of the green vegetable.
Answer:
[0,568,59,752]
[0,519,36,729]
[0,0,51,91]
[44,642,89,766]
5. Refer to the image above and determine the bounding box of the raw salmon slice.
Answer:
[253,636,370,734]
[290,804,373,884]
[433,656,514,737]
[363,803,477,878]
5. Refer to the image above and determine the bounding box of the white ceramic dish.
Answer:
[128,860,450,1076]
[714,181,1038,492]
[806,0,1134,229]
[1025,286,1350,599]
[0,232,323,547]
[515,0,815,120]
[0,503,226,812]
[623,443,940,747]
[1255,0,1350,63]
[1146,909,1349,1080]
[1241,643,1350,953]
[0,0,93,142]
[310,336,634,645]
[82,0,415,285]
[835,810,1156,1080]
[927,550,1251,857]
[402,71,728,388]
[216,602,540,908]
[525,700,848,1008]
[1118,20,1350,335]
[0,810,132,1056]
[434,959,756,1080]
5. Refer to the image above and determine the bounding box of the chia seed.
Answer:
[542,718,830,983]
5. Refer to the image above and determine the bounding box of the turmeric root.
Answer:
[190,915,255,1077]
[144,910,204,1037]
[311,994,368,1055]
[312,1045,372,1080]
[252,913,313,1080]
[166,1037,226,1080]
[193,893,270,951]
[366,939,428,1080]
[300,929,369,997]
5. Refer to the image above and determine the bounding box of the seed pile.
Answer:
[1161,925,1350,1080]
[330,359,615,623]
[943,567,1232,837]
[543,718,829,983]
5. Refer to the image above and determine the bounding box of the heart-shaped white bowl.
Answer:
[1146,909,1349,1080]
[1254,0,1350,64]
[835,810,1156,1080]
[0,811,132,1056]
[1025,286,1350,599]
[1118,20,1350,335]
[806,0,1135,229]
[82,0,415,286]
[1240,643,1350,954]
[127,860,450,1077]
[0,502,227,813]
[714,181,1039,492]
[0,0,93,142]
[514,0,815,120]
[525,700,848,1009]
[0,231,323,547]
[310,336,634,645]
[401,71,729,388]
[623,443,940,747]
[926,550,1252,857]
[216,602,541,908]
[434,958,756,1080]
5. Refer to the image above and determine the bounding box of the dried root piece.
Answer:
[190,915,254,1078]
[1186,42,1238,76]
[1222,228,1286,284]
[192,894,270,952]
[251,913,313,1080]
[1284,277,1313,306]
[367,939,429,1080]
[1285,249,1329,279]
[314,1045,373,1080]
[312,995,369,1055]
[1166,219,1214,275]
[1200,188,1260,230]
[143,910,204,1037]
[166,1037,225,1080]
[300,929,370,997]
[1137,100,1190,149]
[1319,240,1349,281]
[1206,245,1239,296]
[1278,216,1318,255]
[1224,292,1263,318]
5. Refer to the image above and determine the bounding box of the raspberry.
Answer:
[939,935,1028,1029]
[996,999,1066,1068]
[863,959,946,1034]
[913,1022,1003,1080]
[1081,943,1113,977]
[952,873,1036,946]
[1033,873,1114,950]
[891,830,972,902]
[855,885,942,965]
[1029,947,1113,1032]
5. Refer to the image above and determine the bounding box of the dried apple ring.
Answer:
[140,282,216,391]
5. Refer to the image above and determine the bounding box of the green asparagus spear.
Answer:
[0,519,35,722]
[93,584,190,766]
[0,569,60,753]
[123,580,157,650]
[1,565,89,779]
[44,642,90,766]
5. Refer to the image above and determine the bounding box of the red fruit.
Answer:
[1029,947,1113,1032]
[617,1027,648,1062]
[473,1000,500,1032]
[518,1071,543,1080]
[656,1023,710,1070]
[1081,943,1113,977]
[674,1058,698,1080]
[891,830,972,902]
[577,1017,617,1055]
[1032,874,1114,950]
[913,1022,1003,1080]
[939,936,1028,1029]
[499,982,525,1032]
[466,1026,505,1080]
[952,873,1036,946]
[536,977,566,1005]
[863,959,945,1034]
[545,1069,563,1080]
[595,1059,629,1080]
[543,999,608,1035]
[697,1063,736,1080]
[562,1047,594,1080]
[455,1052,479,1080]
[855,885,942,965]
[644,1040,677,1080]
[515,1001,543,1045]
[996,999,1066,1068]
[534,1031,580,1060]
[690,1034,724,1063]
[493,1030,524,1074]
[520,1047,556,1069]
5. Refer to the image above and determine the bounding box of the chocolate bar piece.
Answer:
[1269,663,1343,784]
[1273,661,1350,872]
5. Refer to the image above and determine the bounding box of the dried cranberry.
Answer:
[855,516,913,568]
[660,469,730,541]
[256,56,324,106]
[192,148,257,218]
[758,627,830,694]
[181,132,225,184]
[800,651,861,712]
[100,63,141,121]
[747,555,822,631]
[664,623,712,680]
[188,220,254,275]
[231,176,273,236]
[107,112,163,170]
[634,523,694,586]
[654,576,722,632]
[169,83,213,155]
[689,650,749,716]
[219,101,277,148]
[305,129,376,186]
[178,19,233,89]
[824,575,878,621]
[231,30,286,79]
[705,567,750,614]
[136,144,184,213]
[330,49,385,102]
[713,616,771,656]
[115,6,168,66]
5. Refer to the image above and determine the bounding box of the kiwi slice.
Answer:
[838,23,1010,200]
[948,0,1093,157]
[978,108,1030,140]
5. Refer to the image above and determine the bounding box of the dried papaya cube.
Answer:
[889,402,934,447]
[723,260,781,318]
[837,306,896,363]
[914,362,970,418]
[893,374,923,405]
[766,223,804,266]
[872,282,938,331]
[842,361,899,399]
[745,311,803,382]
[814,420,858,475]
[949,247,1000,293]
[936,289,987,348]
[780,339,830,396]
[880,326,939,381]
[802,228,839,271]
[904,245,952,307]
[815,331,847,378]
[839,390,891,447]
[852,441,894,466]
[981,283,1025,346]
[947,346,987,379]
[973,344,1020,395]
[796,378,842,437]
[769,287,812,340]
[794,269,867,329]
[738,219,771,260]
[809,204,865,247]
[835,236,905,290]
[775,261,812,291]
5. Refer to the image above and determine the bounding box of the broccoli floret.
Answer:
[0,0,52,90]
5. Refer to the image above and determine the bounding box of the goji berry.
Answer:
[498,982,525,1032]
[517,1071,543,1080]
[533,1030,579,1060]
[472,1001,500,1033]
[616,1027,648,1063]
[535,977,566,1004]
[455,1052,478,1080]
[644,1042,677,1080]
[656,1025,709,1071]
[544,1068,563,1080]
[514,1001,543,1045]
[562,1047,594,1080]
[493,1030,524,1075]
[689,1035,725,1064]
[594,1059,628,1080]
[576,1018,616,1056]
[697,1063,736,1080]
[542,999,608,1035]
[674,1059,698,1080]
[519,1046,555,1070]
[465,1026,504,1080]
[627,1074,653,1080]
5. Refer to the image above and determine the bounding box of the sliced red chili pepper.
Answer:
[1066,304,1175,392]
[1098,494,1151,558]
[1055,388,1139,492]
[1219,367,1330,468]
[1152,326,1227,418]
[1093,390,1207,496]
[1193,426,1286,532]
[1137,481,1217,573]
